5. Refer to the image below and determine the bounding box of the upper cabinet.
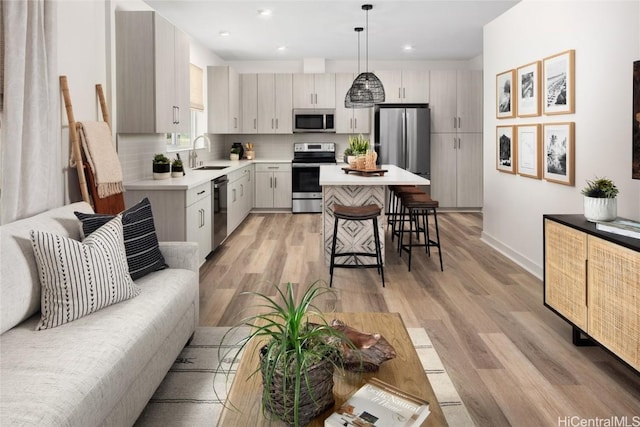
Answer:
[116,11,190,134]
[241,73,258,133]
[257,73,293,134]
[292,74,335,109]
[334,73,371,134]
[430,70,482,133]
[208,66,241,134]
[375,70,429,104]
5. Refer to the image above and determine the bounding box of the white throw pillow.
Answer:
[30,216,140,330]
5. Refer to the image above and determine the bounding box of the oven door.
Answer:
[291,163,322,213]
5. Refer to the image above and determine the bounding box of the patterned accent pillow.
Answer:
[75,197,167,280]
[31,216,141,330]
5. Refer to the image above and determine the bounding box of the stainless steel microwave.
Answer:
[293,109,335,133]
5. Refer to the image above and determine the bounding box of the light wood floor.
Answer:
[198,212,640,426]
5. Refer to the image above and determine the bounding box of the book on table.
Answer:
[596,219,640,239]
[324,377,430,427]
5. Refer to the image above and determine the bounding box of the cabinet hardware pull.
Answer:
[398,88,401,99]
[176,106,180,124]
[458,138,461,149]
[275,118,279,129]
[350,118,353,129]
[315,93,318,104]
[254,118,257,129]
[403,88,406,98]
[197,190,205,195]
[270,177,273,188]
[274,177,277,187]
[240,183,244,197]
[354,118,357,128]
[458,117,461,128]
[310,93,313,104]
[233,188,236,202]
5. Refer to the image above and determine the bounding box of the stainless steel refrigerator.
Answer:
[374,104,430,179]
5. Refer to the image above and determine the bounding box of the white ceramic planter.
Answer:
[230,153,240,161]
[583,196,617,222]
[153,172,171,180]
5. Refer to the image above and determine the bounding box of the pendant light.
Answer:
[345,27,373,108]
[349,4,385,106]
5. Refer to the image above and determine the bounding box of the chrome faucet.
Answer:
[191,134,212,168]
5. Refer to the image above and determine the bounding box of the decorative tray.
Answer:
[342,167,388,177]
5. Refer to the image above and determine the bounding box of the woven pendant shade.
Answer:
[345,4,385,107]
[352,72,384,104]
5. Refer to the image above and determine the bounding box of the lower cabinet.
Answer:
[544,215,640,372]
[227,165,253,234]
[254,163,292,209]
[124,181,212,267]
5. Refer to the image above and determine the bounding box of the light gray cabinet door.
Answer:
[456,133,483,207]
[429,70,458,133]
[242,73,258,133]
[274,74,293,134]
[116,11,189,134]
[430,133,458,208]
[457,70,483,133]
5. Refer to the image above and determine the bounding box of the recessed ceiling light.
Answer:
[277,46,287,51]
[403,45,414,51]
[219,31,230,37]
[258,9,272,16]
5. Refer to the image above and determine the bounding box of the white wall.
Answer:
[482,0,640,278]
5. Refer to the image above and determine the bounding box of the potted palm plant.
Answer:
[219,281,350,427]
[152,153,171,180]
[581,176,619,222]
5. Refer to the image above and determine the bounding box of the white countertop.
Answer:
[319,164,430,186]
[124,159,291,190]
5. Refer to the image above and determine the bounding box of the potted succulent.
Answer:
[171,158,184,178]
[230,147,241,161]
[218,281,351,427]
[152,153,171,180]
[581,176,619,222]
[344,134,370,165]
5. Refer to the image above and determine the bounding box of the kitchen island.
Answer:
[319,164,430,266]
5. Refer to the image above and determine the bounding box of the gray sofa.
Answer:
[0,202,199,426]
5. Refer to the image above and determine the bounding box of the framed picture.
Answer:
[543,50,575,115]
[496,125,516,174]
[517,61,541,117]
[543,122,575,185]
[517,124,541,179]
[496,69,516,119]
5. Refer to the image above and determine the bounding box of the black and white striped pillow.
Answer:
[75,197,167,280]
[31,216,140,330]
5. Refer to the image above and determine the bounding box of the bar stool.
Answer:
[397,193,443,272]
[329,204,385,287]
[390,185,424,242]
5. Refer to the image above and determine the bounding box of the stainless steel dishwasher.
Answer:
[212,176,228,250]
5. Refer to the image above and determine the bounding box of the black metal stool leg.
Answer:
[329,216,339,287]
[432,208,443,271]
[372,217,385,287]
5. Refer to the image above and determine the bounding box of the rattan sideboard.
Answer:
[543,214,640,373]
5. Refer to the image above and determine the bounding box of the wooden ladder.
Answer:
[60,76,124,214]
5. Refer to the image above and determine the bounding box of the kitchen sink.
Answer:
[195,165,229,170]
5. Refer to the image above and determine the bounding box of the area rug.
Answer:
[135,327,475,426]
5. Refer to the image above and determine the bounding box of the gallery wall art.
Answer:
[517,124,541,179]
[543,122,575,186]
[496,125,516,174]
[496,69,516,119]
[517,61,541,117]
[543,50,575,115]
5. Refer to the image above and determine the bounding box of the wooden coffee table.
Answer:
[217,312,447,426]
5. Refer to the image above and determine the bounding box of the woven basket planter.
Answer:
[260,346,335,426]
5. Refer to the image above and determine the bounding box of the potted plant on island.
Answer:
[230,147,241,161]
[171,158,184,177]
[581,176,619,222]
[218,281,352,427]
[152,153,171,180]
[344,134,370,166]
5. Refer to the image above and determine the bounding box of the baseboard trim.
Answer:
[480,231,543,280]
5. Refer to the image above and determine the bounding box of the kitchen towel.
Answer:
[77,121,124,198]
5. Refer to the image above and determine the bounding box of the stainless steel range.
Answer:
[291,142,336,213]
